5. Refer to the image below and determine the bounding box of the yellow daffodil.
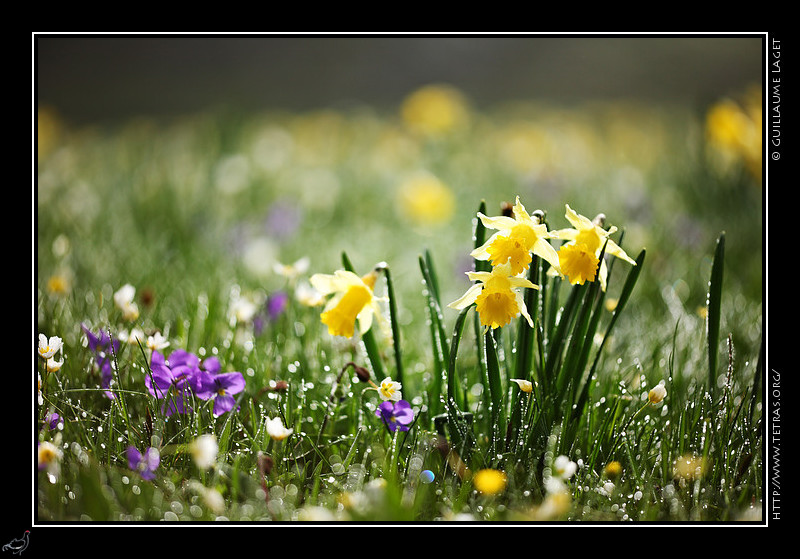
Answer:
[448,262,538,331]
[549,205,636,290]
[310,266,386,338]
[472,196,561,277]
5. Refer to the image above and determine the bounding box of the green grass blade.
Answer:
[447,306,471,409]
[484,329,504,457]
[706,232,725,399]
[419,254,449,417]
[383,265,404,387]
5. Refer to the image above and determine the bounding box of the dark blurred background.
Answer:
[35,35,764,125]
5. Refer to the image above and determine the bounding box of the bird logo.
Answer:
[2,531,29,555]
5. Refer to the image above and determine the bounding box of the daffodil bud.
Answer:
[648,383,667,404]
[592,213,606,227]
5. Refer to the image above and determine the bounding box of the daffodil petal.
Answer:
[465,271,494,283]
[357,305,374,334]
[508,276,538,290]
[447,283,483,310]
[604,239,637,265]
[511,196,537,225]
[477,212,517,231]
[470,231,502,260]
[565,204,594,230]
[532,238,563,271]
[548,228,579,242]
[516,291,534,327]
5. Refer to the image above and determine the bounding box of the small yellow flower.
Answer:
[448,262,538,331]
[550,205,636,290]
[472,468,507,495]
[603,461,622,479]
[472,196,561,277]
[310,267,386,338]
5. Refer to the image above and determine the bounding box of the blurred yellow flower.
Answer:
[472,196,561,276]
[448,262,538,331]
[310,267,385,338]
[401,84,470,137]
[46,274,71,296]
[550,205,636,290]
[603,460,622,479]
[673,453,707,481]
[472,468,507,495]
[396,173,455,227]
[705,90,762,183]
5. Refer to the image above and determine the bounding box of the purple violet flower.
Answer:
[146,349,200,416]
[127,446,160,480]
[81,324,120,400]
[193,368,246,417]
[40,412,61,431]
[375,399,414,432]
[267,291,289,320]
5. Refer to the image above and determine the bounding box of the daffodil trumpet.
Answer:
[448,262,539,332]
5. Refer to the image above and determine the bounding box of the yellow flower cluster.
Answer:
[448,197,636,331]
[448,197,551,331]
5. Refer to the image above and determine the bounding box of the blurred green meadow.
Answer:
[35,81,763,524]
